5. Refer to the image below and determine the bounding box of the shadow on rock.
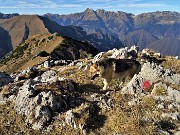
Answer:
[78,83,107,94]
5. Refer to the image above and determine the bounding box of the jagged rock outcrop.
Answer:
[14,79,62,129]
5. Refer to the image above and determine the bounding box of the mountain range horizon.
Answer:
[0,8,180,59]
[1,8,180,16]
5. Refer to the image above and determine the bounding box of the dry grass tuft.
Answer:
[0,102,41,135]
[162,56,180,73]
[151,86,167,96]
[141,96,156,109]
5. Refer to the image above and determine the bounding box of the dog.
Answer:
[89,58,141,90]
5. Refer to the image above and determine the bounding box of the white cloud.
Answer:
[0,0,82,9]
[127,3,165,8]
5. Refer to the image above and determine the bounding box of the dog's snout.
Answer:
[91,74,99,80]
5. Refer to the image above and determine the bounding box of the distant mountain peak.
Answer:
[0,12,19,19]
[84,8,94,13]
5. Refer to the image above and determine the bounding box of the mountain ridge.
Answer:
[0,14,123,58]
[44,9,180,57]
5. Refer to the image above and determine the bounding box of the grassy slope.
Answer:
[0,34,63,73]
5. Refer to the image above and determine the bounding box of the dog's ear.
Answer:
[96,61,106,69]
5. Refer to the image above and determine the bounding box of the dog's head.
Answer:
[89,61,105,80]
[89,63,100,80]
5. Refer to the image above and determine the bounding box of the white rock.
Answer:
[168,103,177,110]
[121,74,144,94]
[174,131,180,135]
[40,70,58,83]
[14,79,62,130]
[161,112,180,121]
[157,103,165,109]
[92,52,104,63]
[65,110,77,128]
[128,98,139,106]
[167,87,180,103]
[44,61,51,68]
[139,62,163,83]
[32,106,52,130]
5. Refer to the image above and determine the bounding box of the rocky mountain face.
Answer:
[44,8,135,39]
[149,37,180,57]
[44,9,180,57]
[122,29,159,50]
[0,12,19,19]
[0,46,180,134]
[0,14,123,59]
[134,11,180,38]
[0,26,12,58]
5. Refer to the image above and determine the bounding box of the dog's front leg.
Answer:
[103,79,111,90]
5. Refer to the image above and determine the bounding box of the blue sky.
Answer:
[0,0,179,15]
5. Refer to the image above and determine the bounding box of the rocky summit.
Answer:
[0,45,180,135]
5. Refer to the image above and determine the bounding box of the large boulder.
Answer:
[14,79,62,130]
[121,62,180,95]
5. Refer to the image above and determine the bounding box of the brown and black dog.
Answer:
[89,58,141,90]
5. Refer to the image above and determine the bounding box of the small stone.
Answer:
[44,61,51,68]
[40,70,58,83]
[157,103,165,109]
[65,110,77,128]
[168,103,176,110]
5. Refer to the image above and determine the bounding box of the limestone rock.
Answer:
[14,79,62,130]
[44,61,51,68]
[167,87,180,103]
[65,110,77,129]
[34,70,57,83]
[139,62,164,83]
[121,74,144,94]
[32,106,52,130]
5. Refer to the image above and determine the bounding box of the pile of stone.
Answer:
[92,45,139,63]
[0,68,76,130]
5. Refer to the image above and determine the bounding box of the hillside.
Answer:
[122,29,159,50]
[134,11,180,38]
[149,37,180,57]
[0,46,180,135]
[0,33,98,73]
